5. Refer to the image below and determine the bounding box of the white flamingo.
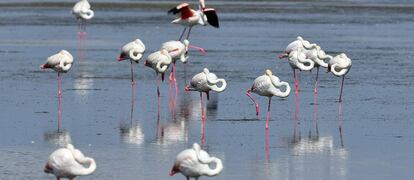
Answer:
[185,68,226,120]
[279,36,317,95]
[44,144,96,180]
[118,39,146,88]
[40,50,74,129]
[169,143,223,180]
[168,0,219,40]
[246,69,290,129]
[72,0,94,36]
[144,49,173,114]
[327,53,352,102]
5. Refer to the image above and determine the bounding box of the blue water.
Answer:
[0,0,413,179]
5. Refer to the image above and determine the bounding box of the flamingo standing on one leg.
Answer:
[246,69,291,129]
[144,49,173,115]
[168,0,219,41]
[327,53,351,142]
[117,38,146,105]
[185,68,226,144]
[72,0,94,37]
[44,144,96,180]
[169,143,223,180]
[305,45,333,136]
[40,50,74,130]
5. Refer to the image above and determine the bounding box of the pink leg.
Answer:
[57,72,61,130]
[173,64,178,117]
[169,64,174,113]
[265,128,269,161]
[339,75,345,102]
[200,92,205,120]
[179,27,187,41]
[293,68,298,95]
[200,92,205,146]
[246,89,259,118]
[265,97,271,129]
[189,45,206,55]
[292,68,299,141]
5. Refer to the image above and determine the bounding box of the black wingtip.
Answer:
[168,7,180,15]
[204,9,219,28]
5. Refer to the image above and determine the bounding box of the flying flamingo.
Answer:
[168,0,219,40]
[117,38,146,104]
[246,69,290,129]
[44,144,96,180]
[161,39,206,114]
[169,143,223,180]
[144,49,173,114]
[72,0,94,37]
[40,50,74,130]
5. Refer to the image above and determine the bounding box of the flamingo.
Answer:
[40,50,74,129]
[72,0,94,37]
[169,143,223,180]
[327,53,352,102]
[144,49,173,114]
[168,0,219,40]
[44,144,96,180]
[278,36,317,95]
[117,38,146,101]
[185,68,226,120]
[161,39,206,114]
[246,69,290,129]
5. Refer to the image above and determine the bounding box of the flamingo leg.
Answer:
[173,63,178,116]
[313,66,319,136]
[339,100,344,147]
[339,75,345,102]
[200,92,205,120]
[293,68,298,95]
[186,26,192,40]
[265,128,269,161]
[157,75,161,116]
[169,64,174,113]
[265,97,271,129]
[292,68,299,141]
[130,61,135,102]
[57,72,61,130]
[246,89,259,119]
[179,27,187,41]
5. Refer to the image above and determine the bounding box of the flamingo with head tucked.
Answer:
[278,36,317,95]
[44,144,96,180]
[144,49,173,114]
[40,50,74,130]
[246,69,290,129]
[327,53,352,102]
[169,143,223,180]
[185,68,226,120]
[168,0,219,41]
[118,39,146,95]
[72,0,94,37]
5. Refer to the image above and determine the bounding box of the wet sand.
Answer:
[0,0,413,179]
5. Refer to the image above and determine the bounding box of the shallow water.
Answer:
[0,0,413,179]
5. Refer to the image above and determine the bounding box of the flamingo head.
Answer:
[43,162,53,173]
[117,52,127,61]
[278,51,289,59]
[169,165,180,176]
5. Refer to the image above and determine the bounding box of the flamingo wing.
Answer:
[203,8,219,28]
[168,3,194,19]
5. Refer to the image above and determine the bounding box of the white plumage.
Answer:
[161,40,189,64]
[185,68,227,93]
[118,39,146,63]
[328,53,352,76]
[40,50,74,73]
[72,0,94,20]
[169,143,223,179]
[144,49,172,74]
[44,144,96,180]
